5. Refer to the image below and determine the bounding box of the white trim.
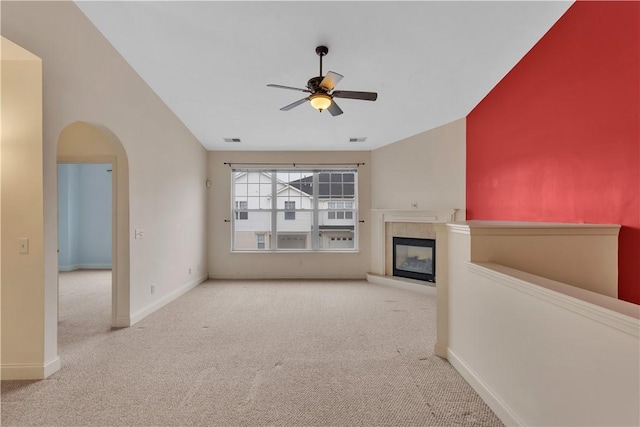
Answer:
[468,262,640,336]
[129,274,208,326]
[58,263,112,272]
[447,221,620,236]
[231,249,361,254]
[434,343,447,359]
[447,348,524,427]
[114,315,131,328]
[44,356,61,378]
[371,208,457,224]
[446,223,471,235]
[366,273,436,295]
[1,356,61,380]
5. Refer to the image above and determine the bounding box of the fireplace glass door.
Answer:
[392,237,435,282]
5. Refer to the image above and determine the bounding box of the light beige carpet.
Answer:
[1,271,503,426]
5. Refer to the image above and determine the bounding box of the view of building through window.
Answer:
[232,169,358,251]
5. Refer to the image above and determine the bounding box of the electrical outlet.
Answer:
[150,284,156,295]
[135,229,144,239]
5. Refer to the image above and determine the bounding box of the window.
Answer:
[284,201,295,220]
[232,168,358,251]
[327,201,353,220]
[256,234,265,249]
[235,201,248,220]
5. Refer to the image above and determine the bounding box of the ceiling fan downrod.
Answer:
[316,45,328,78]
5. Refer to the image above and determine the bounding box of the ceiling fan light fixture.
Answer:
[267,45,377,116]
[309,93,332,111]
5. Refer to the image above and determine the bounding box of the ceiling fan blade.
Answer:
[280,98,309,111]
[319,71,344,91]
[327,100,343,116]
[332,90,377,101]
[267,84,310,93]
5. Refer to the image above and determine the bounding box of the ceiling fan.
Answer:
[267,46,377,116]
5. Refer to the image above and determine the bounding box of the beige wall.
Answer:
[1,1,208,376]
[0,37,51,379]
[208,151,371,279]
[371,118,465,218]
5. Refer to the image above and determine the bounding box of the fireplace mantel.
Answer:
[371,208,457,224]
[370,209,458,276]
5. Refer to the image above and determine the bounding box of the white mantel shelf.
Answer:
[371,208,457,224]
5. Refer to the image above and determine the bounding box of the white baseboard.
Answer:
[59,263,112,272]
[447,348,523,427]
[114,315,131,328]
[44,356,61,378]
[366,273,436,295]
[129,274,207,326]
[434,343,448,359]
[1,356,61,380]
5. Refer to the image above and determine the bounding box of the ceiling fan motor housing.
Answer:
[307,76,325,93]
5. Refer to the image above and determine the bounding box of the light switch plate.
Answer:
[19,238,29,254]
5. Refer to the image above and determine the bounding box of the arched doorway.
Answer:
[57,121,130,327]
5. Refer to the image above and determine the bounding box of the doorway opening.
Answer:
[57,163,113,332]
[57,121,130,328]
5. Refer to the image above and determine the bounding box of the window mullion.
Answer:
[270,170,277,250]
[312,172,319,250]
[231,181,236,251]
[354,172,359,251]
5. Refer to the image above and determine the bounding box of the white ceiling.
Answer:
[75,1,572,151]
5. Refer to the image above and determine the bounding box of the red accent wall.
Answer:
[466,1,640,304]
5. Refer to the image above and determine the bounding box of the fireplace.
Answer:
[392,237,435,282]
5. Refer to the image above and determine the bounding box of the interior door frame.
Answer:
[57,155,118,326]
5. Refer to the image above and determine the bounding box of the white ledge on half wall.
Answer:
[447,220,620,236]
[446,220,622,301]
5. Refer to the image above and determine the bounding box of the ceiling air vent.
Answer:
[223,137,242,143]
[349,137,367,143]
